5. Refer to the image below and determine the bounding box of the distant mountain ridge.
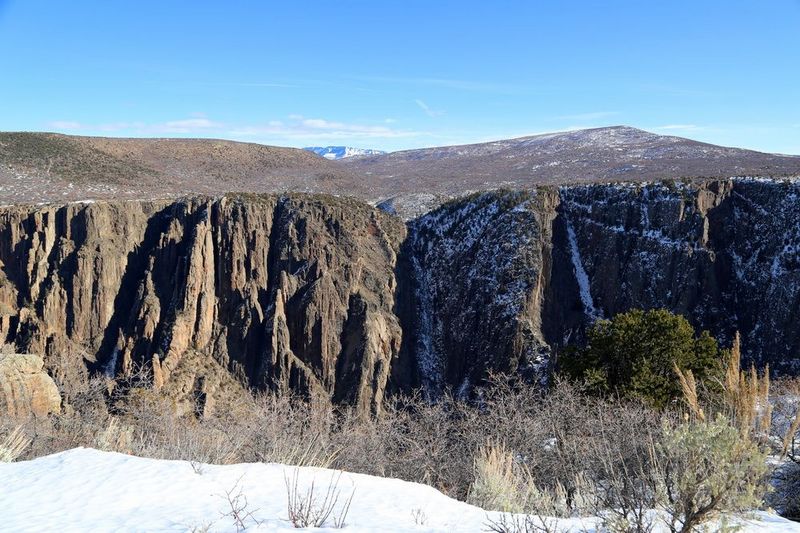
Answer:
[339,126,800,195]
[1,127,799,204]
[304,146,386,160]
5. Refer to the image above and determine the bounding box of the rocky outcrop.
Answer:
[0,353,61,417]
[1,180,800,409]
[0,195,404,414]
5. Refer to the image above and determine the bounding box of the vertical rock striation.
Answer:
[394,190,558,397]
[397,179,800,394]
[0,195,405,414]
[555,179,800,373]
[1,179,800,410]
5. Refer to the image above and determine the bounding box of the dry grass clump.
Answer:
[0,426,30,462]
[675,331,799,451]
[469,440,525,513]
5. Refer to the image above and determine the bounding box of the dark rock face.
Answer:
[555,179,800,373]
[394,190,557,397]
[398,179,800,396]
[1,179,799,410]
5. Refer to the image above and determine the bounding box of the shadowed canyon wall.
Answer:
[0,179,799,409]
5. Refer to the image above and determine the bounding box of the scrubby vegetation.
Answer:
[2,309,799,530]
[559,309,724,408]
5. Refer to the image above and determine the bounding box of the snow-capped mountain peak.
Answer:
[304,146,385,160]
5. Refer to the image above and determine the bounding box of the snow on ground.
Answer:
[0,448,798,532]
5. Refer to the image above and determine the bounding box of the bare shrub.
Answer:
[484,513,563,533]
[411,507,428,525]
[332,391,471,496]
[0,355,778,530]
[220,475,260,531]
[590,420,661,533]
[237,392,340,468]
[770,461,800,521]
[113,379,242,464]
[94,417,133,453]
[469,378,667,519]
[781,410,800,460]
[772,377,800,462]
[284,468,354,528]
[45,343,96,408]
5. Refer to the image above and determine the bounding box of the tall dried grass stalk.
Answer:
[468,440,523,513]
[674,364,705,422]
[720,332,772,438]
[782,407,800,460]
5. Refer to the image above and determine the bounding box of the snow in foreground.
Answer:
[0,448,798,532]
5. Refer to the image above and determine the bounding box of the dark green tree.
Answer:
[558,309,723,408]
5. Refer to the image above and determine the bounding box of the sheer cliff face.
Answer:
[555,180,800,373]
[0,195,405,414]
[0,179,799,410]
[401,179,800,396]
[393,190,558,396]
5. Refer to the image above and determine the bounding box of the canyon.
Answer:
[0,178,798,413]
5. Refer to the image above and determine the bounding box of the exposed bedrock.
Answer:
[399,179,800,395]
[0,194,405,414]
[0,353,61,418]
[0,179,799,409]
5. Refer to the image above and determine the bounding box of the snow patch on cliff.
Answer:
[566,219,600,321]
[407,191,547,394]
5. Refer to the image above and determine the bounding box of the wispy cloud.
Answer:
[47,121,83,131]
[653,124,706,132]
[160,118,222,133]
[229,115,425,140]
[46,114,427,143]
[414,99,444,118]
[185,81,300,89]
[354,75,524,94]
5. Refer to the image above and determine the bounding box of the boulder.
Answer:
[0,353,61,418]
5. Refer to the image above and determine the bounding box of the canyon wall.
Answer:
[399,179,800,395]
[0,194,405,414]
[0,179,798,410]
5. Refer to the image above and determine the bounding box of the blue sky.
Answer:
[1,1,799,153]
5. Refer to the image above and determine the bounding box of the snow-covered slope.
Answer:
[304,146,385,160]
[1,448,796,532]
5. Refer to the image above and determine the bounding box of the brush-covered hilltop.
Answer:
[340,125,800,194]
[2,127,799,205]
[0,132,361,204]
